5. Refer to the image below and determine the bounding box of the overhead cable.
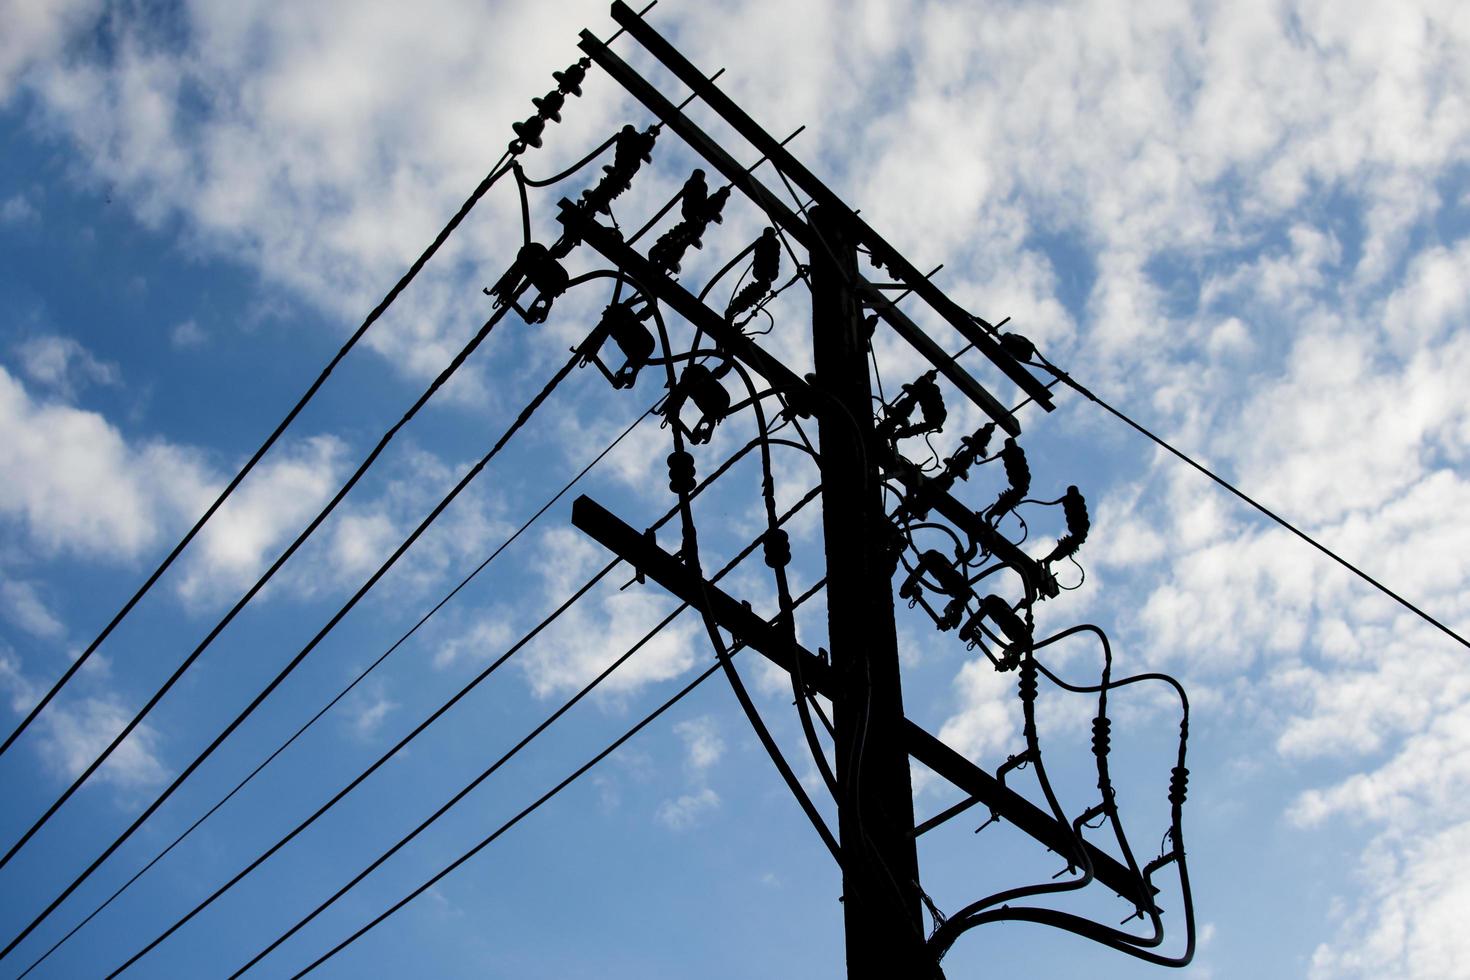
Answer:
[291,581,827,980]
[0,151,515,763]
[15,408,653,979]
[0,339,574,961]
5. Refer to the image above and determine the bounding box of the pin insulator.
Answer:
[666,450,696,495]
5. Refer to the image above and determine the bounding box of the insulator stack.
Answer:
[1044,485,1091,565]
[580,124,658,214]
[1169,766,1190,807]
[649,171,731,274]
[878,370,946,441]
[1091,716,1111,758]
[666,450,696,495]
[510,57,592,156]
[725,227,782,321]
[984,437,1031,524]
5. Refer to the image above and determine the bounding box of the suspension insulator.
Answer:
[666,450,696,495]
[533,89,565,123]
[1091,716,1112,758]
[762,528,791,569]
[945,423,995,481]
[1169,766,1190,807]
[511,114,546,150]
[553,58,592,97]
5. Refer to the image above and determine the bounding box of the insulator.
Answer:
[1000,331,1036,362]
[883,371,945,440]
[752,226,780,283]
[649,220,702,274]
[664,363,731,444]
[762,528,791,569]
[581,124,658,214]
[1091,716,1112,758]
[1018,657,1038,703]
[666,450,696,495]
[532,89,565,123]
[498,242,568,323]
[511,114,545,149]
[700,186,730,225]
[553,58,591,97]
[985,437,1031,523]
[1044,485,1091,565]
[945,423,995,481]
[680,169,708,222]
[725,279,767,322]
[1169,766,1190,807]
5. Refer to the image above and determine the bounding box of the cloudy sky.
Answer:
[2,0,1469,977]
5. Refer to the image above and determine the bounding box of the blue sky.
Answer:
[2,1,1470,977]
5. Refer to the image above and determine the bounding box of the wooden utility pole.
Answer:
[807,205,932,977]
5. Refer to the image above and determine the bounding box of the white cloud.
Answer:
[0,578,65,638]
[0,362,212,560]
[170,319,206,348]
[14,334,120,396]
[672,715,724,772]
[518,527,700,699]
[0,192,38,224]
[655,786,719,830]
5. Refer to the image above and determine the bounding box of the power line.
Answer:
[0,294,521,884]
[290,579,828,980]
[217,490,822,979]
[0,344,576,962]
[1044,361,1470,655]
[17,427,771,969]
[0,152,514,763]
[15,407,653,979]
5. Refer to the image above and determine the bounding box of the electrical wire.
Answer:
[14,407,655,979]
[222,495,824,980]
[0,150,516,764]
[1036,354,1470,656]
[78,428,784,975]
[0,312,581,961]
[0,279,532,896]
[287,587,836,980]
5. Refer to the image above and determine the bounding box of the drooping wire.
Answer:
[642,283,841,861]
[0,149,516,764]
[79,430,783,976]
[14,407,655,979]
[1,284,590,960]
[222,492,825,980]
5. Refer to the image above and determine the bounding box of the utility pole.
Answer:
[557,2,1193,975]
[808,205,930,977]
